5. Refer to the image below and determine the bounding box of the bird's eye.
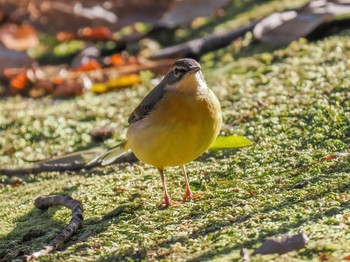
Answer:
[174,67,186,77]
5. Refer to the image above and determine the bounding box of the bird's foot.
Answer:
[160,197,181,208]
[182,191,202,202]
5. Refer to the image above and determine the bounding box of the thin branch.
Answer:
[149,20,259,60]
[24,195,84,261]
[0,152,138,176]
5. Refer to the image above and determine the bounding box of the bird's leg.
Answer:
[159,168,180,207]
[181,165,193,201]
[181,165,201,202]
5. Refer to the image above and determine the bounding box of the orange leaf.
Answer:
[56,32,76,42]
[110,54,125,67]
[52,77,64,85]
[321,152,350,162]
[79,26,114,41]
[0,24,38,51]
[10,72,29,89]
[110,54,140,67]
[75,59,101,72]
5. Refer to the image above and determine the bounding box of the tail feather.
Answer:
[38,147,104,166]
[87,142,127,166]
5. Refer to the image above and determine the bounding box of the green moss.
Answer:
[1,0,350,261]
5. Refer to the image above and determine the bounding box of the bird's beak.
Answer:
[189,66,201,74]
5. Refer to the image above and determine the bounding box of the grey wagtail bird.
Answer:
[89,58,222,207]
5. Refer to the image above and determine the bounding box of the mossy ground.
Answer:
[1,1,350,261]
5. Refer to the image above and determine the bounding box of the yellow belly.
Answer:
[125,89,222,168]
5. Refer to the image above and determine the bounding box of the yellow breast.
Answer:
[126,86,222,168]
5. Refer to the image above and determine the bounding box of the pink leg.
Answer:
[181,165,193,200]
[159,168,180,207]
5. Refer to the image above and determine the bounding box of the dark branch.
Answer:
[0,152,138,176]
[24,195,84,261]
[149,20,259,60]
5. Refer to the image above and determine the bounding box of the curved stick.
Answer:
[25,195,83,261]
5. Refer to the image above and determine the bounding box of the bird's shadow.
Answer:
[2,153,348,261]
[96,166,350,261]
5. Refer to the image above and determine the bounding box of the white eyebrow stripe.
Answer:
[173,66,187,71]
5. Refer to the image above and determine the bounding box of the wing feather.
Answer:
[128,80,167,124]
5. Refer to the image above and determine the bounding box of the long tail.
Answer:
[87,142,127,166]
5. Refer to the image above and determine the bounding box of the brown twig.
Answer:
[149,20,259,60]
[24,195,83,261]
[0,152,138,176]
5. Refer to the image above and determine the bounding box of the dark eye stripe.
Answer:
[174,67,187,76]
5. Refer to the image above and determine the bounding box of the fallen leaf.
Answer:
[0,24,39,51]
[253,0,350,46]
[107,54,140,68]
[157,0,231,28]
[107,74,141,88]
[0,46,33,77]
[321,152,350,162]
[91,74,141,93]
[2,56,172,97]
[52,77,64,85]
[0,0,230,33]
[56,32,76,42]
[75,59,101,72]
[210,135,253,150]
[71,46,101,68]
[53,82,84,97]
[110,54,126,67]
[10,72,29,90]
[78,26,114,41]
[252,232,309,255]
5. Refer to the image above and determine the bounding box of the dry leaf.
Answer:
[0,46,33,77]
[253,0,350,46]
[109,54,139,67]
[252,232,309,255]
[157,0,230,28]
[321,152,350,162]
[53,82,84,97]
[75,59,101,72]
[91,74,141,93]
[0,24,39,51]
[2,54,171,97]
[10,72,29,90]
[0,0,230,33]
[78,26,114,41]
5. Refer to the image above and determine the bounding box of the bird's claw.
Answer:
[182,192,202,202]
[160,198,181,208]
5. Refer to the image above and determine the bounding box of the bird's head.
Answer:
[164,58,207,93]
